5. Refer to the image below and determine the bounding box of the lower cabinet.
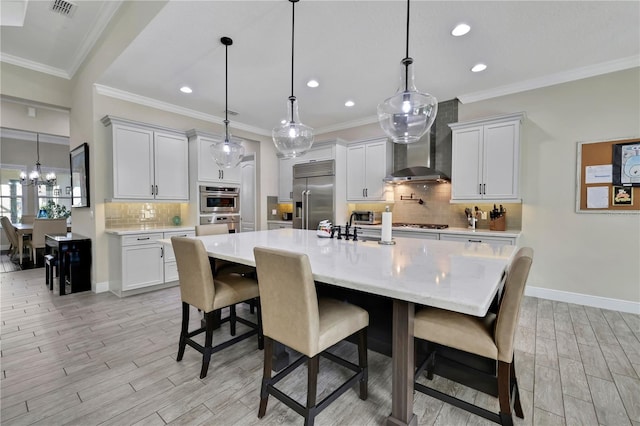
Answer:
[109,229,195,296]
[267,221,293,230]
[439,234,517,245]
[163,230,196,282]
[392,230,439,240]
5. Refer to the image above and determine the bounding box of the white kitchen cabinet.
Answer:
[277,141,343,203]
[267,221,293,230]
[188,131,241,184]
[439,233,518,246]
[163,230,196,282]
[393,230,439,240]
[449,113,524,201]
[119,233,165,294]
[102,117,189,201]
[346,138,392,201]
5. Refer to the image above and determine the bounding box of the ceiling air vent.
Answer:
[50,0,77,17]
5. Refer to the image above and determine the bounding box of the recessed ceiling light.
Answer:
[180,86,193,94]
[307,79,319,88]
[451,23,471,37]
[471,63,487,72]
[345,100,355,107]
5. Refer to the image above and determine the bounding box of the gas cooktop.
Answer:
[392,223,449,230]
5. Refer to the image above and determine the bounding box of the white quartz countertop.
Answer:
[105,225,195,236]
[160,229,516,316]
[358,224,521,238]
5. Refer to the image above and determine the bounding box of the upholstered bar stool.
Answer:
[413,247,534,426]
[172,236,263,379]
[253,247,368,426]
[195,224,256,276]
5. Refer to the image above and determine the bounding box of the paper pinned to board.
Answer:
[585,164,612,184]
[587,186,609,208]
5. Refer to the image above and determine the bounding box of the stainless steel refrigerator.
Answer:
[292,160,335,230]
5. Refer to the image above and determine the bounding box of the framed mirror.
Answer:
[70,143,90,207]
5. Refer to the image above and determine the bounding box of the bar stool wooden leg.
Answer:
[358,328,368,400]
[200,311,215,379]
[258,337,273,418]
[306,355,320,426]
[177,302,189,362]
[229,304,237,336]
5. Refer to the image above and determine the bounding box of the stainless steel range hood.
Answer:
[384,132,450,183]
[384,165,449,183]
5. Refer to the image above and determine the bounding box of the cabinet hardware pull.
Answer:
[483,183,486,194]
[468,239,482,243]
[160,247,164,258]
[151,185,155,195]
[137,237,150,240]
[155,185,158,195]
[479,184,482,195]
[365,188,368,197]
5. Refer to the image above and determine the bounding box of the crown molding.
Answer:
[315,114,380,135]
[0,53,69,79]
[458,56,640,104]
[68,1,123,77]
[94,84,270,137]
[0,127,69,145]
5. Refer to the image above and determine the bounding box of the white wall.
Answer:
[458,68,640,308]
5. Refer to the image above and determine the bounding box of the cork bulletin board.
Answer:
[576,138,640,213]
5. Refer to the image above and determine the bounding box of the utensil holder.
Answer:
[490,214,506,231]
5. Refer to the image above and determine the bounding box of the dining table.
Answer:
[162,228,517,426]
[12,222,72,265]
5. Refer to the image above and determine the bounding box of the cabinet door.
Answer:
[440,234,516,245]
[363,141,389,200]
[451,126,483,200]
[122,244,164,291]
[113,125,154,199]
[346,144,367,200]
[197,137,241,184]
[278,157,295,202]
[483,121,519,199]
[154,131,189,200]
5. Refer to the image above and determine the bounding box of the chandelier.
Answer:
[377,0,437,144]
[20,133,57,186]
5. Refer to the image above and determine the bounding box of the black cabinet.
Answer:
[45,233,91,295]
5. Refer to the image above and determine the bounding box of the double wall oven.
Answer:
[199,185,240,233]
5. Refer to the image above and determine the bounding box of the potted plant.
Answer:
[41,200,71,219]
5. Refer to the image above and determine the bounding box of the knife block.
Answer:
[490,214,506,231]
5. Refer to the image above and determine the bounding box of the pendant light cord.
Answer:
[404,0,411,92]
[289,0,297,123]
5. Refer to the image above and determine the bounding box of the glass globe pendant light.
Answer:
[211,36,245,168]
[272,0,313,159]
[377,0,437,144]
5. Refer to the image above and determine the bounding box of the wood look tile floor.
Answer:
[1,268,639,425]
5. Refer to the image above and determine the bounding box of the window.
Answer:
[0,168,23,223]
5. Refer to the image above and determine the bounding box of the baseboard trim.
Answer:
[525,286,640,314]
[94,281,109,293]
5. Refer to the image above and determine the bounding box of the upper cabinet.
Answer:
[277,142,340,203]
[102,116,189,201]
[346,138,393,201]
[449,113,524,202]
[187,131,241,184]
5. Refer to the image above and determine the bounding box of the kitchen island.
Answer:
[163,229,516,426]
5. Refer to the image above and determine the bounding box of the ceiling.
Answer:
[1,1,639,136]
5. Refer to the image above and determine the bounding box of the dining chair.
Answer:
[253,247,368,426]
[171,236,263,379]
[25,218,67,265]
[20,214,36,224]
[195,224,255,276]
[413,247,534,426]
[1,216,20,259]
